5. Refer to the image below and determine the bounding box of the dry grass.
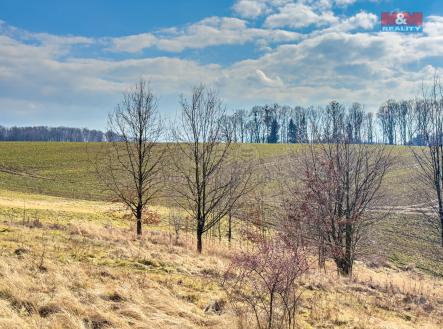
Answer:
[0,221,234,328]
[298,262,443,328]
[0,190,442,328]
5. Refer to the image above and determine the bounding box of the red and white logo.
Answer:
[381,12,423,32]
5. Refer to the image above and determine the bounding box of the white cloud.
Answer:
[348,11,378,30]
[110,33,157,53]
[335,0,356,6]
[232,0,339,19]
[254,69,284,86]
[424,16,443,36]
[0,21,93,58]
[229,30,443,108]
[264,3,338,29]
[232,0,297,18]
[319,11,378,33]
[233,0,267,18]
[108,16,301,53]
[1,13,443,127]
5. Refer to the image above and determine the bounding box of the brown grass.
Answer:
[0,224,234,328]
[0,190,442,328]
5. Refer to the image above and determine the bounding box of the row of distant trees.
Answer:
[220,99,435,146]
[0,126,124,142]
[0,98,435,146]
[0,126,109,142]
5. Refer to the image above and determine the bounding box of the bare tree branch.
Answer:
[96,80,164,236]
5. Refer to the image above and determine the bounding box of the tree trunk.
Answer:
[197,222,204,254]
[335,257,352,276]
[267,291,274,329]
[436,176,443,247]
[440,211,443,247]
[136,218,142,236]
[344,222,353,275]
[136,207,142,237]
[228,212,232,246]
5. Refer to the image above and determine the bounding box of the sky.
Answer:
[0,0,442,129]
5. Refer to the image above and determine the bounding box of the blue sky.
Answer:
[0,0,442,128]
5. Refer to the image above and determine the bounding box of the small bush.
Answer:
[142,210,161,225]
[223,232,308,329]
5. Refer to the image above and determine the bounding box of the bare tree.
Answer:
[397,100,410,145]
[286,138,392,276]
[365,112,374,144]
[348,103,364,143]
[170,85,252,253]
[223,231,307,329]
[235,109,247,143]
[307,106,321,143]
[411,75,443,246]
[378,100,398,145]
[98,80,163,237]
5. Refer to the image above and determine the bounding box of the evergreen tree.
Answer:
[288,118,297,143]
[267,118,279,143]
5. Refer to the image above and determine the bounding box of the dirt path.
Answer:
[372,204,435,216]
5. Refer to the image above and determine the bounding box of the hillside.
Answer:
[0,142,420,203]
[0,190,442,329]
[0,143,442,328]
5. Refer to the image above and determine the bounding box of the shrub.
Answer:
[223,232,308,329]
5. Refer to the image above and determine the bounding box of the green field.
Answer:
[0,142,441,277]
[0,142,308,200]
[0,142,416,200]
[0,142,102,199]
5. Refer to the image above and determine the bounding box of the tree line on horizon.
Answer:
[220,99,432,146]
[0,125,120,142]
[0,98,435,146]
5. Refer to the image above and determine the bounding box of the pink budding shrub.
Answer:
[223,232,308,329]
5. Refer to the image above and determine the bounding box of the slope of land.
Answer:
[0,143,442,328]
[0,142,418,205]
[0,190,442,329]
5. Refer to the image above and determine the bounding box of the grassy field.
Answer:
[0,143,102,199]
[0,142,289,200]
[0,142,442,328]
[0,190,441,328]
[0,142,419,202]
